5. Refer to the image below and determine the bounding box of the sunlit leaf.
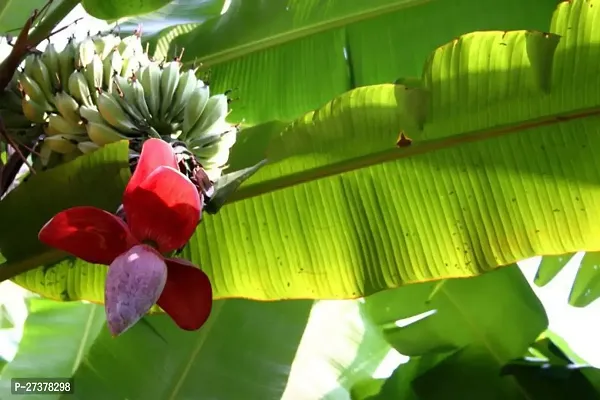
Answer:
[356,266,548,398]
[0,299,104,397]
[534,253,576,287]
[569,252,600,307]
[82,0,173,20]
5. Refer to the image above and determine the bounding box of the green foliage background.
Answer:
[0,0,600,399]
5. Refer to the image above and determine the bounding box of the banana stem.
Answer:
[0,0,81,91]
[29,0,83,45]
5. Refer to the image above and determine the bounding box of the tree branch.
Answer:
[0,0,81,190]
[0,0,81,91]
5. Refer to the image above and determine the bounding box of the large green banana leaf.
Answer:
[1,0,600,303]
[81,0,173,20]
[0,295,391,399]
[353,337,600,400]
[1,263,563,400]
[0,0,50,34]
[0,298,104,399]
[147,0,558,124]
[352,265,549,399]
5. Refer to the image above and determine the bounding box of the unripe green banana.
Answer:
[182,81,210,136]
[193,141,232,170]
[41,43,61,90]
[21,95,49,123]
[48,113,86,135]
[22,54,37,76]
[86,121,130,146]
[43,122,62,136]
[6,33,239,177]
[77,141,100,154]
[68,71,93,107]
[96,92,138,133]
[111,75,134,99]
[77,37,96,69]
[188,121,234,147]
[103,50,123,92]
[43,135,80,154]
[93,33,120,60]
[172,103,186,123]
[37,141,53,167]
[7,71,22,96]
[113,90,146,124]
[159,61,181,121]
[30,56,55,102]
[58,39,77,89]
[54,91,81,125]
[220,127,238,148]
[167,68,197,121]
[79,105,104,124]
[193,141,229,160]
[190,94,228,136]
[19,74,52,110]
[111,75,147,123]
[117,34,143,59]
[130,77,152,121]
[121,52,142,80]
[83,54,104,100]
[139,63,161,117]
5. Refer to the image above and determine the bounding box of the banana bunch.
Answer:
[14,32,150,166]
[5,31,237,182]
[133,61,238,181]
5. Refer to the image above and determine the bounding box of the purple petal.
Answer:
[104,244,167,337]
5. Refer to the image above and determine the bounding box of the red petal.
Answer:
[125,139,178,197]
[38,206,137,265]
[105,244,168,337]
[158,258,212,331]
[123,166,201,253]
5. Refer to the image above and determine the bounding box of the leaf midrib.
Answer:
[71,305,100,375]
[184,0,432,68]
[166,302,224,400]
[229,104,600,203]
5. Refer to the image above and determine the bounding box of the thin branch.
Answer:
[0,116,36,196]
[0,8,37,91]
[0,149,28,197]
[0,0,81,189]
[0,145,4,184]
[0,0,82,90]
[44,17,83,41]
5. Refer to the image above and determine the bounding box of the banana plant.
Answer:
[0,0,598,307]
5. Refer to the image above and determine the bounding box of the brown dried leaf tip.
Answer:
[396,132,413,148]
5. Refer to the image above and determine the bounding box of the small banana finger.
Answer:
[68,71,93,107]
[54,91,81,125]
[86,121,130,146]
[77,141,101,154]
[96,92,139,133]
[48,113,86,135]
[43,135,81,154]
[21,95,49,123]
[79,105,104,124]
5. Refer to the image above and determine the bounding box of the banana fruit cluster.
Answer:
[5,31,237,180]
[0,73,40,145]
